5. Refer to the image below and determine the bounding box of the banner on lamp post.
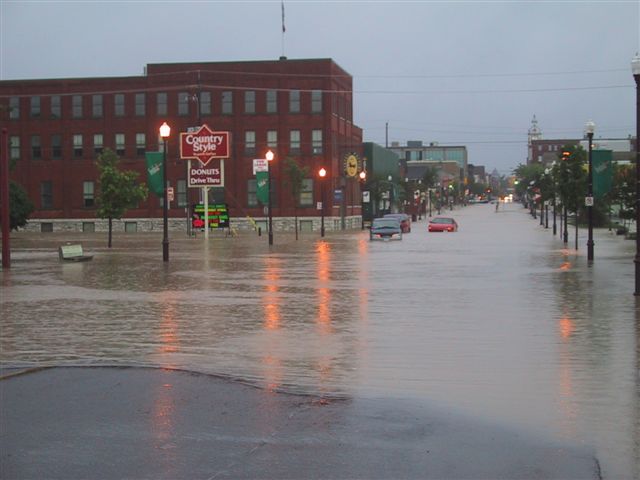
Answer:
[593,150,613,199]
[145,152,164,197]
[256,171,269,205]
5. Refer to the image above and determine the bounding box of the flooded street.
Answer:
[2,203,639,479]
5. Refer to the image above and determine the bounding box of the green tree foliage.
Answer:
[96,149,148,247]
[9,181,34,231]
[283,156,309,240]
[552,145,586,214]
[610,163,636,223]
[421,167,439,188]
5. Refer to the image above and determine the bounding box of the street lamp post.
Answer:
[632,55,640,294]
[359,170,366,230]
[159,122,171,262]
[266,150,274,246]
[585,120,595,261]
[319,167,327,237]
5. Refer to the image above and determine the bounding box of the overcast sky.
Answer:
[1,0,638,174]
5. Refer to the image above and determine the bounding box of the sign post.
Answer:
[180,124,230,238]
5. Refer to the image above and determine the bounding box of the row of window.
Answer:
[9,129,324,160]
[37,179,316,210]
[8,90,324,119]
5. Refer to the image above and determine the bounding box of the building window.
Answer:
[9,97,19,119]
[245,131,256,155]
[157,92,167,116]
[266,90,277,113]
[9,136,20,161]
[312,129,323,154]
[92,94,103,117]
[31,135,41,159]
[115,133,125,156]
[73,134,83,158]
[222,91,233,114]
[72,95,83,118]
[41,222,53,233]
[267,130,278,148]
[51,135,62,159]
[30,96,41,118]
[41,181,53,209]
[244,91,255,114]
[124,222,137,233]
[200,91,211,116]
[311,90,322,113]
[135,93,145,116]
[82,222,95,233]
[300,179,313,206]
[94,134,103,156]
[83,181,95,207]
[178,92,189,116]
[177,179,187,208]
[136,133,145,156]
[114,94,125,116]
[289,90,300,113]
[51,95,61,118]
[289,130,300,153]
[247,179,257,207]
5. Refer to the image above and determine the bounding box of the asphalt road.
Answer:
[1,366,600,479]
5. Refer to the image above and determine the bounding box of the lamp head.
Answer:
[159,122,171,139]
[319,167,327,178]
[265,150,274,161]
[632,54,640,76]
[584,120,595,136]
[359,170,366,181]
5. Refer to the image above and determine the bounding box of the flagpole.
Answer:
[281,0,286,58]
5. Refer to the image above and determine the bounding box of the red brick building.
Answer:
[0,58,364,232]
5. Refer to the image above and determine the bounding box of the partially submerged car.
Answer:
[383,213,411,233]
[428,217,458,232]
[370,217,403,241]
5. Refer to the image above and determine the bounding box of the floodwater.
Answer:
[1,203,639,479]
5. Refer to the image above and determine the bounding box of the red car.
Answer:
[384,213,411,233]
[428,217,458,232]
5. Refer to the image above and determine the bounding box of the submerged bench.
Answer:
[58,244,93,262]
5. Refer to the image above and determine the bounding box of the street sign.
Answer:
[180,124,230,166]
[253,159,268,174]
[362,191,370,203]
[585,196,594,207]
[317,201,323,210]
[167,187,174,202]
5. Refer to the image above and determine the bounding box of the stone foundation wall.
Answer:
[20,216,363,233]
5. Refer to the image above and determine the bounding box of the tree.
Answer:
[421,166,439,189]
[283,156,309,240]
[9,181,34,230]
[96,149,148,247]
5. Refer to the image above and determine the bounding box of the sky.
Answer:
[1,0,639,175]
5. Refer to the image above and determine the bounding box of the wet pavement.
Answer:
[1,202,639,478]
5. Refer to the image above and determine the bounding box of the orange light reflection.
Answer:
[316,242,333,334]
[263,257,282,331]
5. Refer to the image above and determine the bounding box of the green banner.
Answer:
[145,152,164,197]
[593,150,613,199]
[256,171,269,205]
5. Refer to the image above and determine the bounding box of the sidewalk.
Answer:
[1,367,600,479]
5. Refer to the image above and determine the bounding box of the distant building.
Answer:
[527,116,635,167]
[0,58,364,233]
[387,140,468,185]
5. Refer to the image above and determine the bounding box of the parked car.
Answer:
[370,217,403,241]
[383,213,411,233]
[428,217,458,232]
